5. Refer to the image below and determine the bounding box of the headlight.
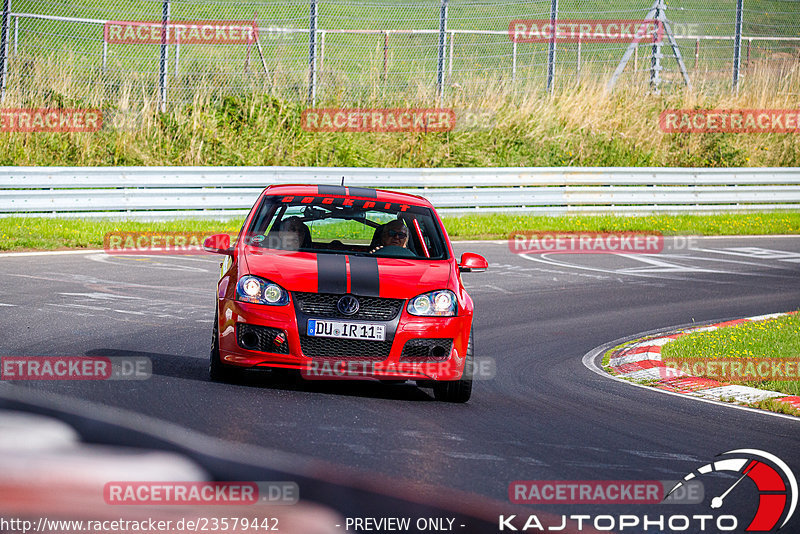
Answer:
[236,275,289,306]
[407,290,457,317]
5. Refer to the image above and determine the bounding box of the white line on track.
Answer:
[3,272,207,294]
[480,284,513,294]
[646,252,800,271]
[518,247,800,281]
[0,249,103,257]
[58,292,144,301]
[87,254,214,273]
[519,253,732,281]
[46,303,111,312]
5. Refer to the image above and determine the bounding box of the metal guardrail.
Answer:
[1,166,799,218]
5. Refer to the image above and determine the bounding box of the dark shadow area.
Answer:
[85,348,436,402]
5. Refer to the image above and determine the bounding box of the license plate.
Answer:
[307,319,386,341]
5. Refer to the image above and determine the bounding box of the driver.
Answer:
[278,216,308,251]
[370,219,409,253]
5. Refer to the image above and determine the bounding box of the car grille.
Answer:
[299,335,393,360]
[293,292,403,321]
[237,323,290,355]
[400,338,453,361]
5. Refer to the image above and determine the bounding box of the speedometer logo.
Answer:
[666,449,797,531]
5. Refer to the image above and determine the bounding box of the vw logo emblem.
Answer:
[337,295,360,316]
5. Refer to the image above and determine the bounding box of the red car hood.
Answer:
[242,247,453,299]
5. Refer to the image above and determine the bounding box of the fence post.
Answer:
[732,0,743,92]
[649,0,663,93]
[307,0,317,106]
[102,34,107,73]
[746,38,751,70]
[174,31,180,76]
[244,13,255,73]
[382,30,388,82]
[436,0,448,100]
[12,14,17,56]
[512,38,517,83]
[319,30,325,75]
[448,30,454,83]
[0,0,10,102]
[546,0,557,92]
[158,0,170,113]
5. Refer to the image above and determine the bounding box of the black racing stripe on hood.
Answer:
[317,254,347,294]
[317,185,347,196]
[347,186,377,198]
[348,255,380,297]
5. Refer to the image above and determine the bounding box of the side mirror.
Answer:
[203,234,233,255]
[458,252,488,273]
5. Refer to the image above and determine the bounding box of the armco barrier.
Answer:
[1,166,799,218]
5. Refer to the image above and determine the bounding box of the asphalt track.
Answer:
[1,236,800,531]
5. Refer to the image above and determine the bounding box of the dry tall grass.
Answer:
[1,55,798,167]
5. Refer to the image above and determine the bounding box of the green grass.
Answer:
[442,212,800,239]
[756,397,800,416]
[0,218,244,251]
[2,211,799,251]
[661,313,800,396]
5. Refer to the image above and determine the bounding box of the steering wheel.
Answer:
[370,245,416,257]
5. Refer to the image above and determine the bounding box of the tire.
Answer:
[209,311,238,383]
[433,330,474,403]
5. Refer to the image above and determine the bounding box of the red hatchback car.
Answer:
[203,184,488,402]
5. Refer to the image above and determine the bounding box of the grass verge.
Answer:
[0,218,244,251]
[602,314,800,416]
[2,211,800,251]
[661,313,800,397]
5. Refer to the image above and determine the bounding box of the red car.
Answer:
[202,184,488,402]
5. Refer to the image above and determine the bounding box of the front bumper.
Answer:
[217,297,471,381]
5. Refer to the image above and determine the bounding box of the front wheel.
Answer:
[209,311,238,383]
[433,330,473,403]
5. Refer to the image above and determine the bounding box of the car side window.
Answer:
[410,218,443,258]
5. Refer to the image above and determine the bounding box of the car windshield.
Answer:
[243,194,449,260]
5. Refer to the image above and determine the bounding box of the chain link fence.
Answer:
[0,0,798,108]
